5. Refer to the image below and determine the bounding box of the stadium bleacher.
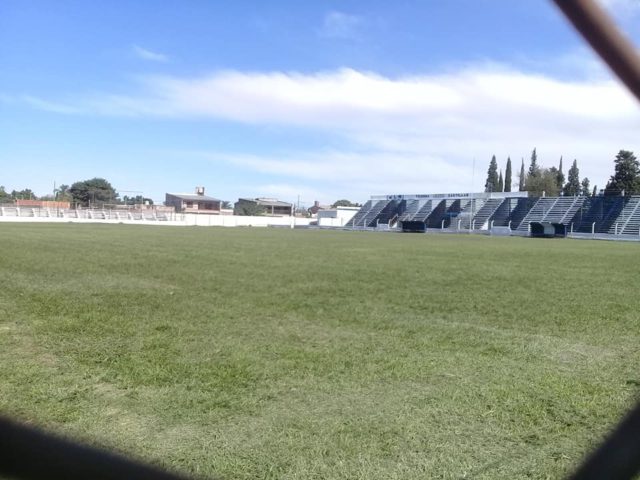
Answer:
[608,196,640,235]
[455,198,486,230]
[470,198,504,230]
[344,192,640,239]
[4,193,640,239]
[515,196,586,232]
[0,206,172,222]
[361,200,390,227]
[344,200,372,228]
[515,198,557,232]
[412,200,437,223]
[398,200,421,222]
[574,196,625,234]
[425,200,447,228]
[375,200,399,227]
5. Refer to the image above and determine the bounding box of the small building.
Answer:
[308,200,331,216]
[165,187,221,214]
[235,197,293,216]
[317,206,360,226]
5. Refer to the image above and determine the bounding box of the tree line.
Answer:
[484,149,640,197]
[0,177,364,213]
[0,178,153,207]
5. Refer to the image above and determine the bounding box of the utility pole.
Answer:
[470,157,475,232]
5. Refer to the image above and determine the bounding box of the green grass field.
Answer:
[1,224,639,479]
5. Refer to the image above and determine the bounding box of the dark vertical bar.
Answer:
[551,3,640,476]
[567,401,640,480]
[0,417,199,480]
[552,0,640,102]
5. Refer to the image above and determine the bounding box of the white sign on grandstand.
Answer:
[370,192,529,201]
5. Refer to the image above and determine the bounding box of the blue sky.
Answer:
[2,0,640,205]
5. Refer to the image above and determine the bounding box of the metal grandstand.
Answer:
[345,192,640,238]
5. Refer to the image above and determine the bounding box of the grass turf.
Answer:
[0,223,639,479]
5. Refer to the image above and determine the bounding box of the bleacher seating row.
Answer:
[0,207,170,221]
[344,195,640,236]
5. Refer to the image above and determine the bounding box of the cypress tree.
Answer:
[497,170,504,192]
[581,177,591,196]
[528,148,540,178]
[563,159,581,196]
[525,148,541,192]
[504,157,512,192]
[556,156,565,190]
[592,185,598,197]
[518,159,525,191]
[485,155,499,192]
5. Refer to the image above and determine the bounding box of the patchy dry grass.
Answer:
[0,224,639,479]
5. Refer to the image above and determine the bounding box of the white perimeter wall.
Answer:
[183,214,312,227]
[317,208,357,227]
[0,214,313,228]
[318,217,349,227]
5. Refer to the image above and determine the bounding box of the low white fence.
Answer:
[183,214,312,228]
[0,207,314,228]
[317,217,349,227]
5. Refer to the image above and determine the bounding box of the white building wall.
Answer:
[0,211,313,228]
[183,214,312,227]
[317,207,358,227]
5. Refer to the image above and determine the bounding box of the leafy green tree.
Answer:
[0,186,13,203]
[581,177,591,197]
[55,184,71,201]
[526,168,561,196]
[69,178,118,207]
[504,157,512,192]
[592,185,598,197]
[221,200,232,209]
[518,159,525,191]
[563,160,581,196]
[497,170,504,192]
[332,199,358,207]
[605,150,640,195]
[484,155,499,192]
[556,157,565,190]
[123,195,153,205]
[234,202,265,216]
[11,189,36,200]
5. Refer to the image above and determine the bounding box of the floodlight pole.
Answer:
[470,157,475,233]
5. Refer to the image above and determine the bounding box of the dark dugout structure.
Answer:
[529,222,568,238]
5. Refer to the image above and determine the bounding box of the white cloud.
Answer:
[16,65,640,197]
[319,11,363,39]
[132,45,169,62]
[594,0,640,33]
[596,0,640,13]
[45,66,638,122]
[21,95,83,114]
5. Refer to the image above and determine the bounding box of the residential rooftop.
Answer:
[167,193,221,202]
